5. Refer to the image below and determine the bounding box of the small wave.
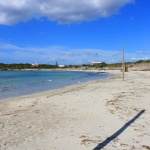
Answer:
[41,80,52,83]
[0,87,9,92]
[27,80,52,85]
[27,82,40,85]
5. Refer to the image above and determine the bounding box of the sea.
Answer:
[0,70,115,100]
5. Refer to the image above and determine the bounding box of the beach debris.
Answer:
[80,135,101,147]
[81,139,101,146]
[142,145,150,150]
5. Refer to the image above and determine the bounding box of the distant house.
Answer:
[58,65,65,68]
[31,63,38,67]
[92,61,102,65]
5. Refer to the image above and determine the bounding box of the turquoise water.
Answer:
[0,70,114,100]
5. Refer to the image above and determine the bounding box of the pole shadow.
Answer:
[93,110,145,150]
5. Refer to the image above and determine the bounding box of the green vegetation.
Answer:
[0,63,58,70]
[92,62,107,68]
[135,59,150,64]
[0,59,150,70]
[106,62,133,68]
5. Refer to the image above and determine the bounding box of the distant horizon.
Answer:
[1,59,149,66]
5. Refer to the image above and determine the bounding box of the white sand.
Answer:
[0,71,150,150]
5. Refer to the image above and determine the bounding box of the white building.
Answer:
[31,63,38,67]
[92,61,102,65]
[58,65,65,68]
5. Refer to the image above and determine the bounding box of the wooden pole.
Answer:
[122,46,124,81]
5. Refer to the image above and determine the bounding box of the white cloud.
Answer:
[2,42,149,65]
[0,43,120,64]
[136,50,143,54]
[0,0,135,25]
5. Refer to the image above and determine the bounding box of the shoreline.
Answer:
[10,71,119,101]
[0,70,149,149]
[0,70,117,102]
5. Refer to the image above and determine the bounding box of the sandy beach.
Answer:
[0,70,150,150]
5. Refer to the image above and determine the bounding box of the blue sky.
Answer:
[0,0,150,65]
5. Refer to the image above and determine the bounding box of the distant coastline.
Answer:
[0,59,150,71]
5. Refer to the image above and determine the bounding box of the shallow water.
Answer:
[0,70,114,100]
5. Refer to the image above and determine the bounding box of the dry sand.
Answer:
[0,70,150,150]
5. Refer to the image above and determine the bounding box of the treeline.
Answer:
[0,60,150,70]
[82,62,107,68]
[135,60,150,64]
[0,63,58,70]
[105,59,150,68]
[0,62,108,70]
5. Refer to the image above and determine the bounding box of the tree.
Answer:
[55,61,58,67]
